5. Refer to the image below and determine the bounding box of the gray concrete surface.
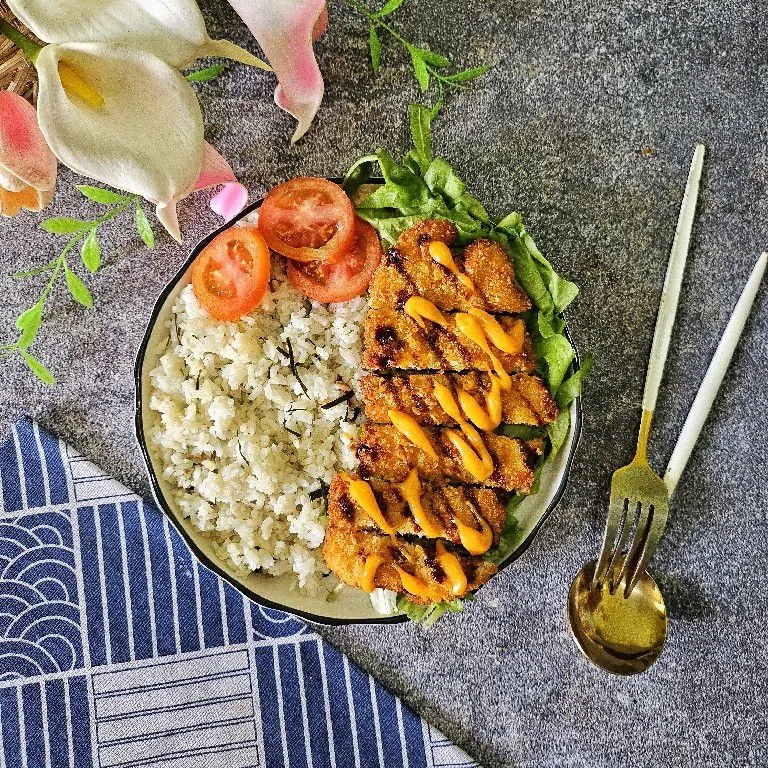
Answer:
[2,1,767,765]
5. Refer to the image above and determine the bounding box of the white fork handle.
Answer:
[642,144,706,412]
[664,252,767,495]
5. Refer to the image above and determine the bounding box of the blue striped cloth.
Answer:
[0,419,479,768]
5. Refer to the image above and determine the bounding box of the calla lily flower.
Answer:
[6,0,270,71]
[160,142,248,238]
[0,90,57,217]
[35,42,205,241]
[227,0,327,142]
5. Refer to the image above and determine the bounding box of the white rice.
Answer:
[146,260,367,595]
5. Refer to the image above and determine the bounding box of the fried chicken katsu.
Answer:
[322,517,498,604]
[328,472,508,545]
[369,218,531,314]
[356,424,541,492]
[362,307,535,372]
[322,217,556,608]
[360,372,558,428]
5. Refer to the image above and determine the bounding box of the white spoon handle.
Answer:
[664,252,767,495]
[642,144,706,413]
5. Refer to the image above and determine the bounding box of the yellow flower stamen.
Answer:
[58,62,104,108]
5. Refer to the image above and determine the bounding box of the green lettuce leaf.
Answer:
[522,233,579,314]
[342,154,377,197]
[408,102,433,173]
[497,232,554,314]
[499,424,547,440]
[396,595,465,626]
[547,409,572,458]
[556,354,593,411]
[536,333,576,393]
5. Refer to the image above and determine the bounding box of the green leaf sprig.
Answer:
[185,63,227,83]
[2,186,155,384]
[346,0,489,112]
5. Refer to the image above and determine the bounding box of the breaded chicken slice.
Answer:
[360,372,558,427]
[355,423,541,492]
[369,219,531,314]
[362,308,535,373]
[322,517,498,604]
[327,472,508,546]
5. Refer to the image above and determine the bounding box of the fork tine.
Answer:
[617,501,653,595]
[624,506,669,596]
[594,497,628,587]
[607,500,638,593]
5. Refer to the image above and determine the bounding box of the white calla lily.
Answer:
[6,0,269,70]
[35,42,204,241]
[156,141,241,241]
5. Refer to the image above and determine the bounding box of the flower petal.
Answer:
[157,143,242,241]
[194,142,237,191]
[0,185,53,217]
[226,0,326,143]
[35,42,204,228]
[0,91,57,193]
[155,200,182,243]
[210,182,248,220]
[7,0,268,70]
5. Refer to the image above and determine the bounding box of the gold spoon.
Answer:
[568,558,667,675]
[568,248,767,674]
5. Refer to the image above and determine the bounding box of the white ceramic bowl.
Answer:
[134,195,582,624]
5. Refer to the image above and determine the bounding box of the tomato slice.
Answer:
[258,177,355,263]
[287,218,382,303]
[191,226,270,321]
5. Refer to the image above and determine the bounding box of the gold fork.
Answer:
[594,144,706,598]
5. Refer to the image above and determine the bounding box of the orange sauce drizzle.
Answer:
[456,376,503,431]
[454,313,512,390]
[432,383,494,482]
[454,513,493,555]
[433,381,464,423]
[435,540,468,595]
[360,554,385,592]
[466,308,525,355]
[347,477,396,536]
[445,428,494,483]
[404,296,448,329]
[388,409,438,460]
[398,468,442,538]
[428,240,475,294]
[395,566,444,602]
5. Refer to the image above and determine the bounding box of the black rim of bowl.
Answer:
[134,183,583,626]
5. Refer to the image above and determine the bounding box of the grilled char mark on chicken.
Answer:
[370,219,531,314]
[321,516,498,604]
[356,423,542,492]
[328,473,508,544]
[363,307,535,373]
[360,372,558,427]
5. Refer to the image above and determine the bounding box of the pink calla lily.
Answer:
[226,0,327,143]
[0,90,57,217]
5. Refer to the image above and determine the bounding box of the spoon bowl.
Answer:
[567,559,667,675]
